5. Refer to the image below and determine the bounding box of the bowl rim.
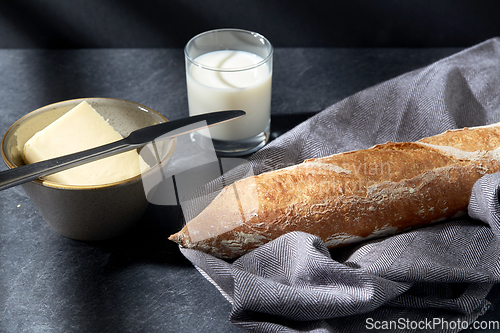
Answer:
[1,97,177,191]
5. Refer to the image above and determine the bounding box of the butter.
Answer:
[23,101,149,186]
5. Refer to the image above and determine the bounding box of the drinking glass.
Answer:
[184,28,273,156]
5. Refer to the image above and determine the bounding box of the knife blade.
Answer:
[0,110,245,191]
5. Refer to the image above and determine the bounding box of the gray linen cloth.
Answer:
[179,38,500,332]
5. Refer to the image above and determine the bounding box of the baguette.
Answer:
[169,124,500,259]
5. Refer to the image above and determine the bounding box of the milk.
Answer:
[186,50,272,141]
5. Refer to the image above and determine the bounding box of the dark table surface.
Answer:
[1,47,499,332]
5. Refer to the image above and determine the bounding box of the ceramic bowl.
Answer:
[1,98,176,241]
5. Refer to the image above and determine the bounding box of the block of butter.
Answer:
[23,101,149,186]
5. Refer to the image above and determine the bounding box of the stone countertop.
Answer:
[1,47,498,332]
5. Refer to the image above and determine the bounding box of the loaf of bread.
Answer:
[169,123,500,259]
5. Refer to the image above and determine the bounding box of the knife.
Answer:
[0,110,245,191]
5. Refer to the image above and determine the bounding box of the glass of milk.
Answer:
[185,29,273,156]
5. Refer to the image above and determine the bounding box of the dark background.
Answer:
[0,0,499,49]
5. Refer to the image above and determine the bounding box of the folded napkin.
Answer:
[179,38,500,332]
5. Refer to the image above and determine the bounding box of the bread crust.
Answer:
[169,124,500,259]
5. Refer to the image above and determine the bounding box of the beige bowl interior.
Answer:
[2,97,174,188]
